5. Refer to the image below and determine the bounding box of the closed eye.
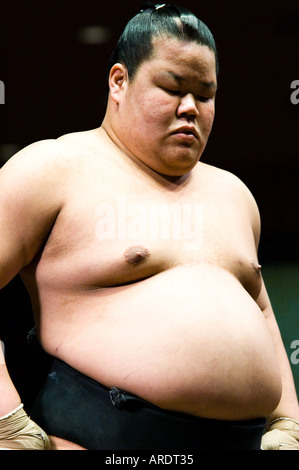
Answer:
[163,87,213,104]
[163,87,181,96]
[197,96,211,103]
[164,88,212,102]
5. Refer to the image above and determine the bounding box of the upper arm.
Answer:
[232,172,299,416]
[0,139,67,288]
[222,168,262,251]
[239,178,261,252]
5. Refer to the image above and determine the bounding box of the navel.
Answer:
[124,246,150,266]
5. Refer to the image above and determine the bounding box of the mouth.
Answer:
[172,126,199,143]
[173,126,198,138]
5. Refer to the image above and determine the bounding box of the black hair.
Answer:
[108,3,218,80]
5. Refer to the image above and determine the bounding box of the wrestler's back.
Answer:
[19,129,282,422]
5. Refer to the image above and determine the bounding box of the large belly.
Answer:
[43,265,282,420]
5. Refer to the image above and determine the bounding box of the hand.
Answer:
[261,417,299,450]
[0,404,50,450]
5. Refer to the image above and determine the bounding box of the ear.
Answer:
[108,63,128,104]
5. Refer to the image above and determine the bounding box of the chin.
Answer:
[158,156,200,177]
[140,146,202,178]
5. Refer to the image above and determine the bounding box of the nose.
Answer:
[177,94,199,120]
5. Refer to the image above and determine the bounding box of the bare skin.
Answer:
[0,39,298,450]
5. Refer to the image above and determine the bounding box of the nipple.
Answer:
[124,246,150,266]
[251,262,262,278]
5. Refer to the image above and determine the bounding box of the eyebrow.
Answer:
[162,71,217,89]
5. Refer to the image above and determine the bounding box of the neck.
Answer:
[99,122,191,187]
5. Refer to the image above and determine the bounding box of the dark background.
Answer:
[0,0,298,410]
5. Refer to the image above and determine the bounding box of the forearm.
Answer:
[259,297,299,449]
[264,311,299,422]
[267,343,299,422]
[257,278,299,422]
[0,339,21,417]
[262,343,299,450]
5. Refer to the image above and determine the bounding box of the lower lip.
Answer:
[173,132,197,143]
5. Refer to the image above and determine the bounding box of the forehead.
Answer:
[146,38,217,82]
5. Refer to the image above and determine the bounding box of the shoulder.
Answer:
[0,129,98,185]
[199,162,259,205]
[0,138,72,182]
[0,139,72,279]
[198,162,261,243]
[0,136,80,225]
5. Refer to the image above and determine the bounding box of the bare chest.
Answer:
[36,175,262,300]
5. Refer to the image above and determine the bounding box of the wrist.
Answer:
[267,416,299,429]
[0,403,24,420]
